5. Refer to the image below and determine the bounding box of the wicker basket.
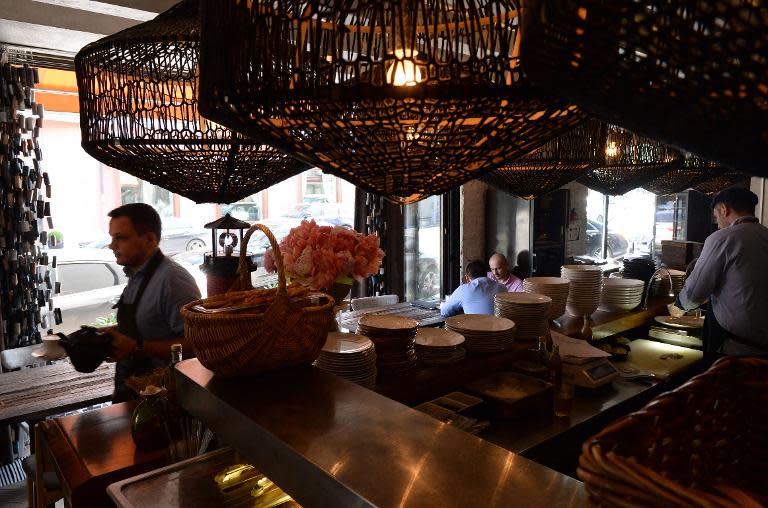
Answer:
[578,356,768,508]
[181,223,334,377]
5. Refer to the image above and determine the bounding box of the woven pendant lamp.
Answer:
[644,155,726,196]
[521,0,768,177]
[74,0,308,204]
[482,119,603,199]
[692,170,752,195]
[197,0,587,204]
[578,125,683,196]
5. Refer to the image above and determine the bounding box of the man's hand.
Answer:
[667,303,686,318]
[102,327,137,361]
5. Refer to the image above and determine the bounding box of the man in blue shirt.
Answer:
[102,203,201,402]
[441,260,506,317]
[672,187,768,359]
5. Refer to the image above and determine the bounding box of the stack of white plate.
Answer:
[445,315,516,354]
[357,314,418,378]
[415,328,466,365]
[599,278,645,312]
[653,269,686,296]
[315,332,377,388]
[522,277,570,319]
[494,292,551,341]
[560,265,603,316]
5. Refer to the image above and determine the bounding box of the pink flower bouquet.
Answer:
[263,220,385,291]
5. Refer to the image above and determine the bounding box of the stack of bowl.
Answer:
[357,314,418,379]
[494,292,552,341]
[621,257,657,303]
[560,265,603,317]
[599,278,645,312]
[445,315,516,354]
[522,277,570,319]
[653,268,686,296]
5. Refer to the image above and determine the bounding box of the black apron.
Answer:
[113,251,165,403]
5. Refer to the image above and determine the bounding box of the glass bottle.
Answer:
[131,386,172,451]
[547,345,562,391]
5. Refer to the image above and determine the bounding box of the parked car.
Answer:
[54,247,214,334]
[81,216,210,256]
[53,248,127,334]
[221,202,261,222]
[282,202,354,229]
[585,219,629,259]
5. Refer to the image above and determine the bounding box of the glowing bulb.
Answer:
[387,49,423,87]
[606,141,619,157]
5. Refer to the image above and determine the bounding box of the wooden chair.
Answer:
[350,294,399,311]
[29,421,63,508]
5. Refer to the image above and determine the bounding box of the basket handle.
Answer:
[235,223,287,296]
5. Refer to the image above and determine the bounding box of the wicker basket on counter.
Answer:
[181,223,334,377]
[578,356,768,508]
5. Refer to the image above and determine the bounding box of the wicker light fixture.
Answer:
[522,0,768,177]
[692,170,752,195]
[578,125,683,196]
[644,155,725,196]
[75,0,308,204]
[197,0,587,203]
[482,119,603,199]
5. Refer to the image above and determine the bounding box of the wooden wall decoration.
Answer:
[522,0,768,177]
[75,0,308,204]
[198,0,587,203]
[0,52,57,354]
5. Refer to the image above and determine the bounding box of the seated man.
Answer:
[441,260,506,317]
[488,253,524,292]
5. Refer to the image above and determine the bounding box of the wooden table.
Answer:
[339,302,443,331]
[41,401,169,507]
[0,361,114,426]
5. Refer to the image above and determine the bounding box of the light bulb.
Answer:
[605,141,619,158]
[387,49,423,87]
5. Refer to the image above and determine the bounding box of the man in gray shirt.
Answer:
[103,203,201,402]
[673,187,768,359]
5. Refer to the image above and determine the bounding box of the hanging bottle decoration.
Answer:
[0,51,57,351]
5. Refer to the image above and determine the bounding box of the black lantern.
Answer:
[197,0,587,203]
[522,0,768,177]
[74,0,309,204]
[200,214,256,296]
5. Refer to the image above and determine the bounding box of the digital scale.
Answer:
[562,356,619,388]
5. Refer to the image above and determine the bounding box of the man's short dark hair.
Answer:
[466,260,488,280]
[108,203,162,239]
[711,187,759,214]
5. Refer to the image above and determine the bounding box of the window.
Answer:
[404,195,442,300]
[58,263,119,295]
[585,188,657,261]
